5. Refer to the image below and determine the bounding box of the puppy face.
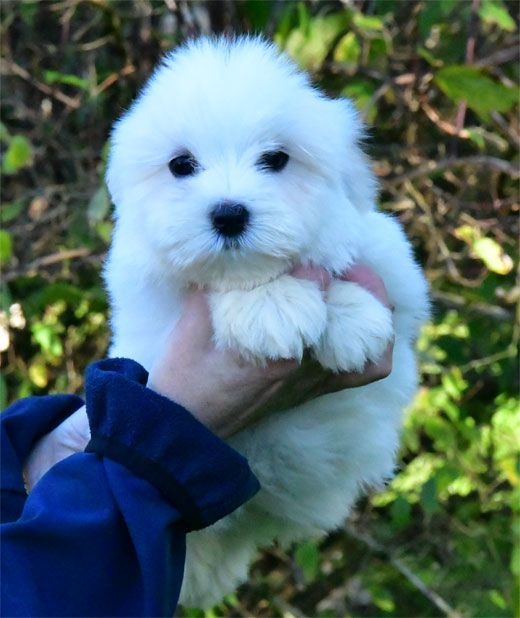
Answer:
[107,37,376,287]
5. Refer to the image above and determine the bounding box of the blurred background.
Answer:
[1,1,518,616]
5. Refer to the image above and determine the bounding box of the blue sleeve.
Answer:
[0,358,260,617]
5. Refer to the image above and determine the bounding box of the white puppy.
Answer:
[104,36,429,608]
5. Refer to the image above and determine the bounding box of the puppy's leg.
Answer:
[314,280,393,372]
[210,275,327,362]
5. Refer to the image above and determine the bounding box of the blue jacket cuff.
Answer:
[84,358,260,531]
[1,394,84,522]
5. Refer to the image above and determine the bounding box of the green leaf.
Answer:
[0,122,10,144]
[473,238,513,275]
[295,540,320,583]
[489,589,507,610]
[342,80,377,123]
[43,70,90,91]
[31,322,63,358]
[390,496,412,528]
[2,135,33,174]
[284,12,350,70]
[96,221,113,244]
[435,66,517,119]
[478,0,516,31]
[28,360,49,388]
[87,186,111,226]
[0,202,24,224]
[418,0,459,39]
[334,32,360,65]
[352,12,384,31]
[0,230,13,265]
[20,0,38,26]
[369,584,395,612]
[417,47,443,67]
[466,128,486,150]
[420,478,441,515]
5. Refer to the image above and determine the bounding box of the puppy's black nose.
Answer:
[211,202,249,238]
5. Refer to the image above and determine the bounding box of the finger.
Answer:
[324,339,394,392]
[290,264,331,291]
[339,264,391,309]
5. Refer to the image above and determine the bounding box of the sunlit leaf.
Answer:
[43,70,90,91]
[352,12,384,31]
[2,135,33,174]
[283,12,350,70]
[28,361,48,388]
[473,238,513,275]
[478,0,516,31]
[334,32,360,65]
[32,322,63,358]
[0,230,13,265]
[455,225,514,274]
[369,584,395,612]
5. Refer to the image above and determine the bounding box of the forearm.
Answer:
[0,358,260,617]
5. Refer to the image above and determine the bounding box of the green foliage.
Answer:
[0,230,13,265]
[43,70,90,92]
[1,1,518,616]
[435,66,517,119]
[478,0,516,31]
[2,135,33,174]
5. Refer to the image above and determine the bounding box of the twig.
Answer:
[1,59,81,110]
[460,346,517,373]
[384,156,520,187]
[345,525,463,618]
[432,290,513,322]
[491,111,520,149]
[474,45,519,68]
[91,63,135,96]
[421,101,471,138]
[3,249,101,282]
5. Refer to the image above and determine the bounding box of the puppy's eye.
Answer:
[168,154,199,177]
[257,150,289,172]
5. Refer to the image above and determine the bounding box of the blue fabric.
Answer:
[1,358,260,617]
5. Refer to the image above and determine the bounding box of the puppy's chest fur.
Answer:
[106,209,429,608]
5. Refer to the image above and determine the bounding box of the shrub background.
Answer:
[1,1,518,616]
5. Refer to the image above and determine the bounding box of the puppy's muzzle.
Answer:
[211,202,249,238]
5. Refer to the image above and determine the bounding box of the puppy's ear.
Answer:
[328,98,378,212]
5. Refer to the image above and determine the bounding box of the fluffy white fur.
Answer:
[104,36,429,608]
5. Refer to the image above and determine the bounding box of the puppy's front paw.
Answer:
[314,280,393,372]
[210,275,327,362]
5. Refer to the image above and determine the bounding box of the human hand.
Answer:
[148,264,393,435]
[23,405,90,492]
[252,264,394,416]
[24,263,393,489]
